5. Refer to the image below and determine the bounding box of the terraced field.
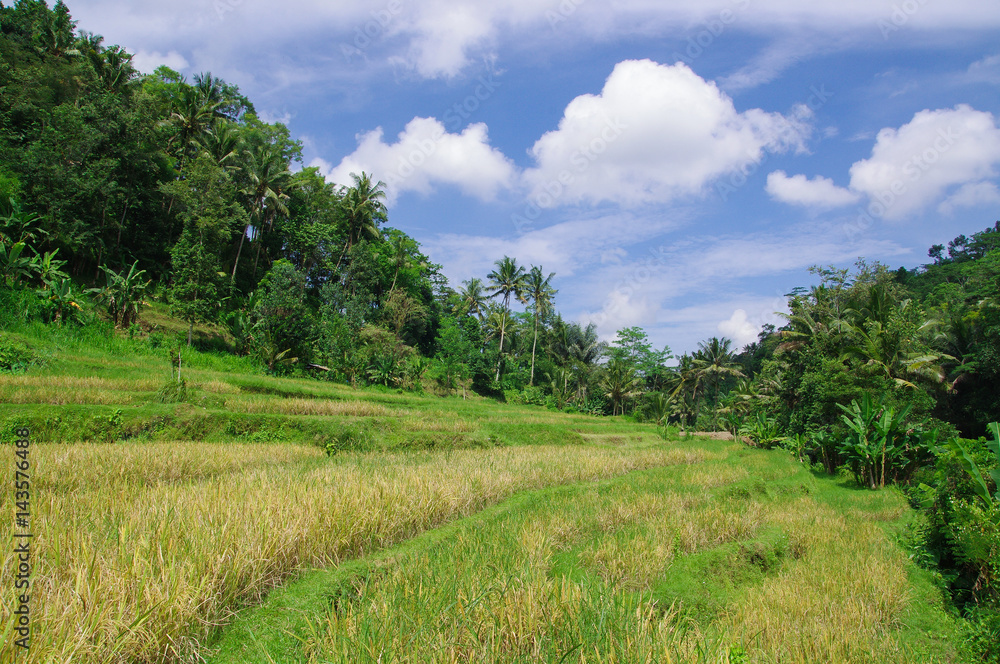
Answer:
[0,323,965,663]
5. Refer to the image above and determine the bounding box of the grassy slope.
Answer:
[0,315,969,663]
[208,442,963,664]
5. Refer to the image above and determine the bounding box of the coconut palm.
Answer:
[693,337,745,427]
[486,256,527,381]
[166,86,221,173]
[232,143,292,280]
[203,120,242,171]
[459,277,488,319]
[840,319,948,388]
[336,172,387,270]
[525,265,557,385]
[601,360,644,416]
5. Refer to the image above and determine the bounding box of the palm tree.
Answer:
[668,354,700,430]
[459,278,488,319]
[840,319,948,388]
[693,337,745,427]
[525,265,557,385]
[203,120,242,171]
[336,172,388,270]
[601,360,644,416]
[233,143,291,280]
[167,86,221,173]
[486,256,527,381]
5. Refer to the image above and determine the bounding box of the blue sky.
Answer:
[69,0,1000,355]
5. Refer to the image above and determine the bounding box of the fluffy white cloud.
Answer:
[848,105,1000,220]
[766,171,858,208]
[938,182,1000,215]
[130,49,189,74]
[718,309,761,348]
[522,60,809,208]
[316,117,516,206]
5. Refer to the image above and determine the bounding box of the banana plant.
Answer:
[836,393,914,489]
[0,198,48,246]
[37,278,83,324]
[739,412,784,449]
[88,261,150,328]
[941,422,1000,505]
[31,249,69,288]
[0,241,33,287]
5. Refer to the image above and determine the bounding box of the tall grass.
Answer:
[296,445,959,664]
[0,440,704,663]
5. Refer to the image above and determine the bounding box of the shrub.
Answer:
[739,413,784,449]
[0,335,36,373]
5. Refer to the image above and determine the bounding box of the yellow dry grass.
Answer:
[222,395,402,418]
[0,375,161,405]
[0,442,707,664]
[307,449,942,664]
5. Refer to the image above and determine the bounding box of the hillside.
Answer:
[0,315,970,663]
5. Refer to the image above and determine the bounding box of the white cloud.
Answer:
[130,49,189,74]
[848,105,1000,220]
[393,4,495,78]
[522,60,810,208]
[938,182,1000,215]
[316,117,516,206]
[257,110,292,126]
[718,309,761,348]
[67,0,1000,87]
[718,37,818,93]
[966,54,1000,84]
[766,171,859,208]
[424,211,686,286]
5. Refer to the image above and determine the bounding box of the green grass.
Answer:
[0,310,973,663]
[208,442,964,664]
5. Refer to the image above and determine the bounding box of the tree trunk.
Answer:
[231,223,251,280]
[495,317,506,382]
[530,310,539,386]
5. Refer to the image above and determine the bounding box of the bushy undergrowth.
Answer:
[0,334,36,373]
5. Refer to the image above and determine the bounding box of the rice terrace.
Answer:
[2,1,1000,663]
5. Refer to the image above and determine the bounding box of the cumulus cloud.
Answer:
[522,60,810,208]
[766,171,858,208]
[718,309,761,348]
[847,105,1000,220]
[315,117,516,206]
